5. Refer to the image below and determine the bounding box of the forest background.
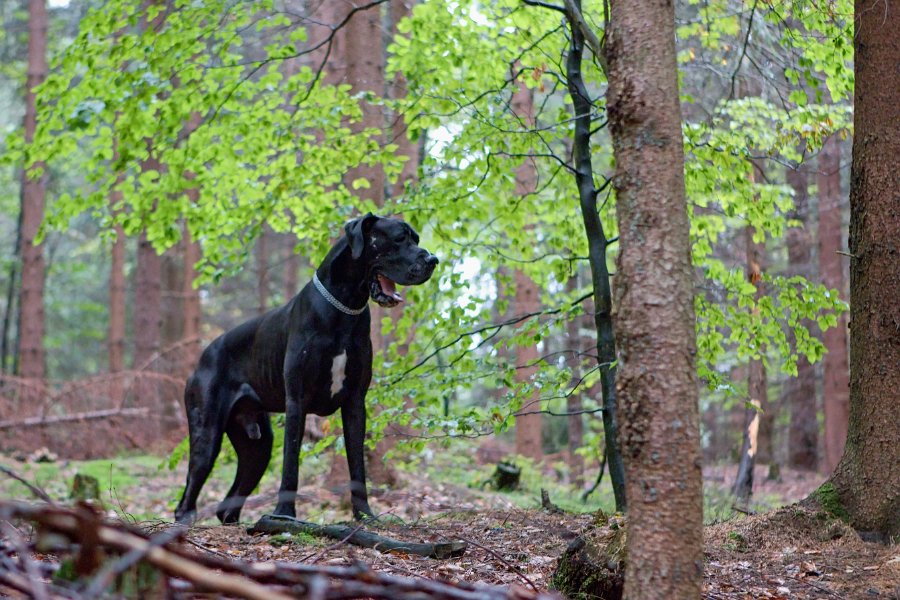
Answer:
[0,0,897,596]
[1,0,854,528]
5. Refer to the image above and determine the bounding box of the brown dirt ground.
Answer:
[1,452,897,598]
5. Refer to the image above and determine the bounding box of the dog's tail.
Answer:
[183,375,204,438]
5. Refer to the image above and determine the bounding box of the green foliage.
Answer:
[10,0,853,463]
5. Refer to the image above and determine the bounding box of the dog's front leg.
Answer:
[275,387,305,518]
[342,393,375,520]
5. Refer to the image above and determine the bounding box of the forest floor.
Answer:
[0,446,897,599]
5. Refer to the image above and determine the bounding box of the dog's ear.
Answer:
[344,213,378,259]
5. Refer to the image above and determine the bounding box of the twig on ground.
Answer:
[454,535,540,593]
[0,465,55,504]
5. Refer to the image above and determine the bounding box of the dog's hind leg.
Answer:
[174,379,225,524]
[217,409,272,524]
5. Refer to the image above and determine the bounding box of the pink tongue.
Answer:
[377,275,403,302]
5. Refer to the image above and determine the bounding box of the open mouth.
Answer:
[369,273,404,308]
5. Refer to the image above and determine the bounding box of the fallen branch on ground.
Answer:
[249,514,467,559]
[0,501,559,599]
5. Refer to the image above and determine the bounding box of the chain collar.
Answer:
[312,272,367,316]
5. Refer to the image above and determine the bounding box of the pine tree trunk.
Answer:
[342,0,397,486]
[511,79,543,462]
[388,0,419,195]
[826,0,900,539]
[605,0,703,593]
[182,227,202,367]
[817,135,849,475]
[17,0,48,380]
[133,226,162,370]
[784,162,818,470]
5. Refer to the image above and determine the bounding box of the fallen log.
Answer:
[249,514,467,559]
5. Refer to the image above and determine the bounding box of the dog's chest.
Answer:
[329,350,348,397]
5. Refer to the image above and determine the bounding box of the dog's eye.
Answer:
[394,234,406,243]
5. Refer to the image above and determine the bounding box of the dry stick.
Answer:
[0,465,55,504]
[0,407,149,430]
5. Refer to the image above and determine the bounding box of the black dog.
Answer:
[174,214,437,524]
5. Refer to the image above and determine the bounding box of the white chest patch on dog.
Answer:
[330,350,348,397]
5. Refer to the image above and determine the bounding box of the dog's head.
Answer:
[344,213,438,308]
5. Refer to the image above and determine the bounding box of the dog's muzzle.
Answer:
[369,254,438,308]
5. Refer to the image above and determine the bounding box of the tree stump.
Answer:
[490,461,521,491]
[70,473,101,502]
[551,522,625,600]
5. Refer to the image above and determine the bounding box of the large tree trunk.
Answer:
[388,0,419,195]
[817,135,849,475]
[784,162,818,470]
[605,0,703,594]
[16,0,49,380]
[511,79,543,462]
[346,0,393,487]
[826,0,900,539]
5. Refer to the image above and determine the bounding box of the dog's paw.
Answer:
[272,504,297,519]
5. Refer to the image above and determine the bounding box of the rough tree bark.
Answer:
[825,0,900,539]
[16,0,49,380]
[784,161,817,470]
[817,135,849,475]
[511,78,543,462]
[605,0,704,595]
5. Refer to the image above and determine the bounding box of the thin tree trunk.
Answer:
[109,220,126,375]
[16,0,49,380]
[826,0,900,539]
[566,273,585,489]
[605,0,704,593]
[511,77,543,462]
[256,226,270,315]
[784,161,818,470]
[565,21,626,511]
[182,226,202,367]
[734,214,768,500]
[284,235,299,300]
[817,135,849,475]
[161,248,184,350]
[1,210,22,373]
[133,228,162,370]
